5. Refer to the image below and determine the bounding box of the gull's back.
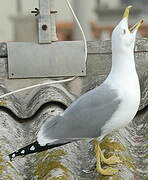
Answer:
[37,82,121,144]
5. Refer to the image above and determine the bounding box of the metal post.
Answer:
[38,0,58,44]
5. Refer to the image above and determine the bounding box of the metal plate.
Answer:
[7,41,86,78]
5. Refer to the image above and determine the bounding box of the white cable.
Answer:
[0,77,76,99]
[65,0,88,64]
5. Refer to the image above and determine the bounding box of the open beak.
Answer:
[129,20,144,33]
[122,6,144,33]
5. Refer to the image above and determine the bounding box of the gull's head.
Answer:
[112,6,143,52]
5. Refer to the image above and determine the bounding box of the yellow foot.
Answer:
[101,155,122,165]
[96,166,119,176]
[93,138,119,176]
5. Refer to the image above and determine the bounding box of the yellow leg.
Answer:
[93,138,119,176]
[97,142,122,165]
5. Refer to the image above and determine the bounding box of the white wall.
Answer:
[0,0,17,41]
[55,0,73,22]
[73,0,97,40]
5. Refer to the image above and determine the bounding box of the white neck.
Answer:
[112,49,136,74]
[106,49,138,85]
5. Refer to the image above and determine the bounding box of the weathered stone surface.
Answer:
[0,39,147,179]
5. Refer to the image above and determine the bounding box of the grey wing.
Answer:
[38,83,121,143]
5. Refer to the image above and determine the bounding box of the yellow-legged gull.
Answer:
[8,6,143,176]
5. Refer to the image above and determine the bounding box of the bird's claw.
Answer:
[96,166,119,176]
[102,155,122,165]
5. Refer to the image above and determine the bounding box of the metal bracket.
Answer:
[37,0,58,43]
[7,41,86,78]
[31,0,58,43]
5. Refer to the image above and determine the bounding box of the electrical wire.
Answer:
[0,77,77,99]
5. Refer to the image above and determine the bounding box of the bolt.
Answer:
[42,24,48,31]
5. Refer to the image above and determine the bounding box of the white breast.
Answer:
[101,74,140,136]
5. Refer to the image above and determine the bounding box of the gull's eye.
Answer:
[123,29,126,34]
